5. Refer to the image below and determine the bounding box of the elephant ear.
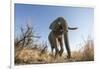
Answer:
[49,21,55,30]
[49,18,58,30]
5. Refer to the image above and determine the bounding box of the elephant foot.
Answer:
[67,55,71,59]
[58,51,63,56]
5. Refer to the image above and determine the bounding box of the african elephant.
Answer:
[48,17,78,58]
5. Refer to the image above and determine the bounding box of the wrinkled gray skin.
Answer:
[48,17,78,58]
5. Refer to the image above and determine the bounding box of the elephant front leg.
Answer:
[58,36,64,56]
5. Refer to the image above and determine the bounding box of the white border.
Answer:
[10,0,97,69]
[11,0,14,69]
[14,0,95,8]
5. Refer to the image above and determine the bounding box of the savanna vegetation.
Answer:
[15,24,94,65]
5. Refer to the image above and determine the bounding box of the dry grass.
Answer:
[71,39,94,61]
[15,39,94,65]
[15,47,51,64]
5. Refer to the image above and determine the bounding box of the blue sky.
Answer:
[15,4,94,51]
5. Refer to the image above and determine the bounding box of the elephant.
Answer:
[48,17,78,58]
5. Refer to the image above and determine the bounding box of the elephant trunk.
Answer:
[64,32,71,59]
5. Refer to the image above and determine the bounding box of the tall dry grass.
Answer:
[71,38,94,61]
[15,39,94,65]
